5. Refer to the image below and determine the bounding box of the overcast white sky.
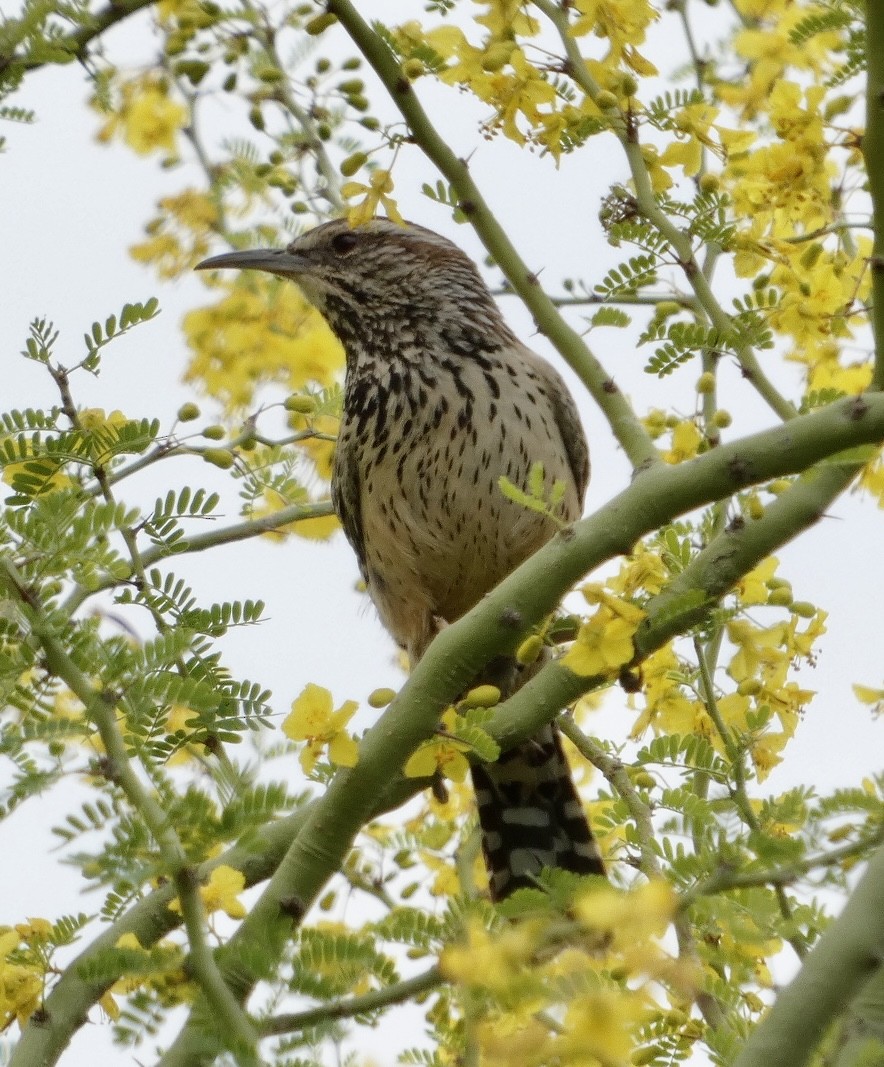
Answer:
[1,3,882,1064]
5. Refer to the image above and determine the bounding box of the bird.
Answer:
[196,218,605,899]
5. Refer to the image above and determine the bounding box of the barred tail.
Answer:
[470,722,605,901]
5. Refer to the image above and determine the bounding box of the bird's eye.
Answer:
[331,231,359,255]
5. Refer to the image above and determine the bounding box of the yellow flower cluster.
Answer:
[131,189,220,280]
[726,83,834,241]
[720,75,872,396]
[441,881,685,1066]
[0,923,45,1029]
[630,557,827,781]
[183,277,344,410]
[392,0,656,160]
[95,75,187,157]
[719,0,843,119]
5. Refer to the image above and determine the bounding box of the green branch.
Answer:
[61,499,334,614]
[260,965,443,1036]
[157,393,884,1066]
[682,826,884,905]
[865,0,884,389]
[731,839,884,1067]
[558,717,660,877]
[326,0,659,472]
[694,636,808,960]
[0,0,157,74]
[487,458,871,757]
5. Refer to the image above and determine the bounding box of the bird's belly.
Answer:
[358,418,571,645]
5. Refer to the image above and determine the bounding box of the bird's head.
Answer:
[195,218,508,353]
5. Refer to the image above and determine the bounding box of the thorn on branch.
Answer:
[846,395,871,421]
[618,667,642,693]
[726,456,752,485]
[92,756,120,783]
[279,895,307,922]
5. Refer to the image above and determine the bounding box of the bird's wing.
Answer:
[532,356,590,503]
[330,421,369,582]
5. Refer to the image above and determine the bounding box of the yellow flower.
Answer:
[184,277,343,410]
[169,865,247,919]
[575,880,675,947]
[663,420,702,463]
[441,916,538,993]
[854,684,883,716]
[96,76,187,156]
[283,683,359,774]
[607,547,667,598]
[404,708,471,783]
[342,171,404,228]
[564,594,645,678]
[1,433,75,494]
[0,930,43,1029]
[736,556,778,606]
[130,189,219,279]
[726,619,789,684]
[13,918,52,942]
[78,408,135,464]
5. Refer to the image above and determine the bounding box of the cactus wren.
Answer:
[196,219,604,899]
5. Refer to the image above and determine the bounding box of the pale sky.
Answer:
[1,4,882,1064]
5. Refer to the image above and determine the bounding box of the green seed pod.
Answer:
[202,425,226,440]
[620,73,639,97]
[177,402,201,422]
[368,687,396,708]
[174,59,210,86]
[746,495,764,520]
[340,151,368,177]
[202,448,235,469]
[284,394,318,414]
[737,678,763,696]
[790,601,817,618]
[462,684,501,709]
[481,43,513,72]
[305,12,338,34]
[516,634,544,666]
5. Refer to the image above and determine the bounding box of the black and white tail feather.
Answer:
[471,721,605,900]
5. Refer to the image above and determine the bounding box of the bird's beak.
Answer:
[194,248,310,277]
